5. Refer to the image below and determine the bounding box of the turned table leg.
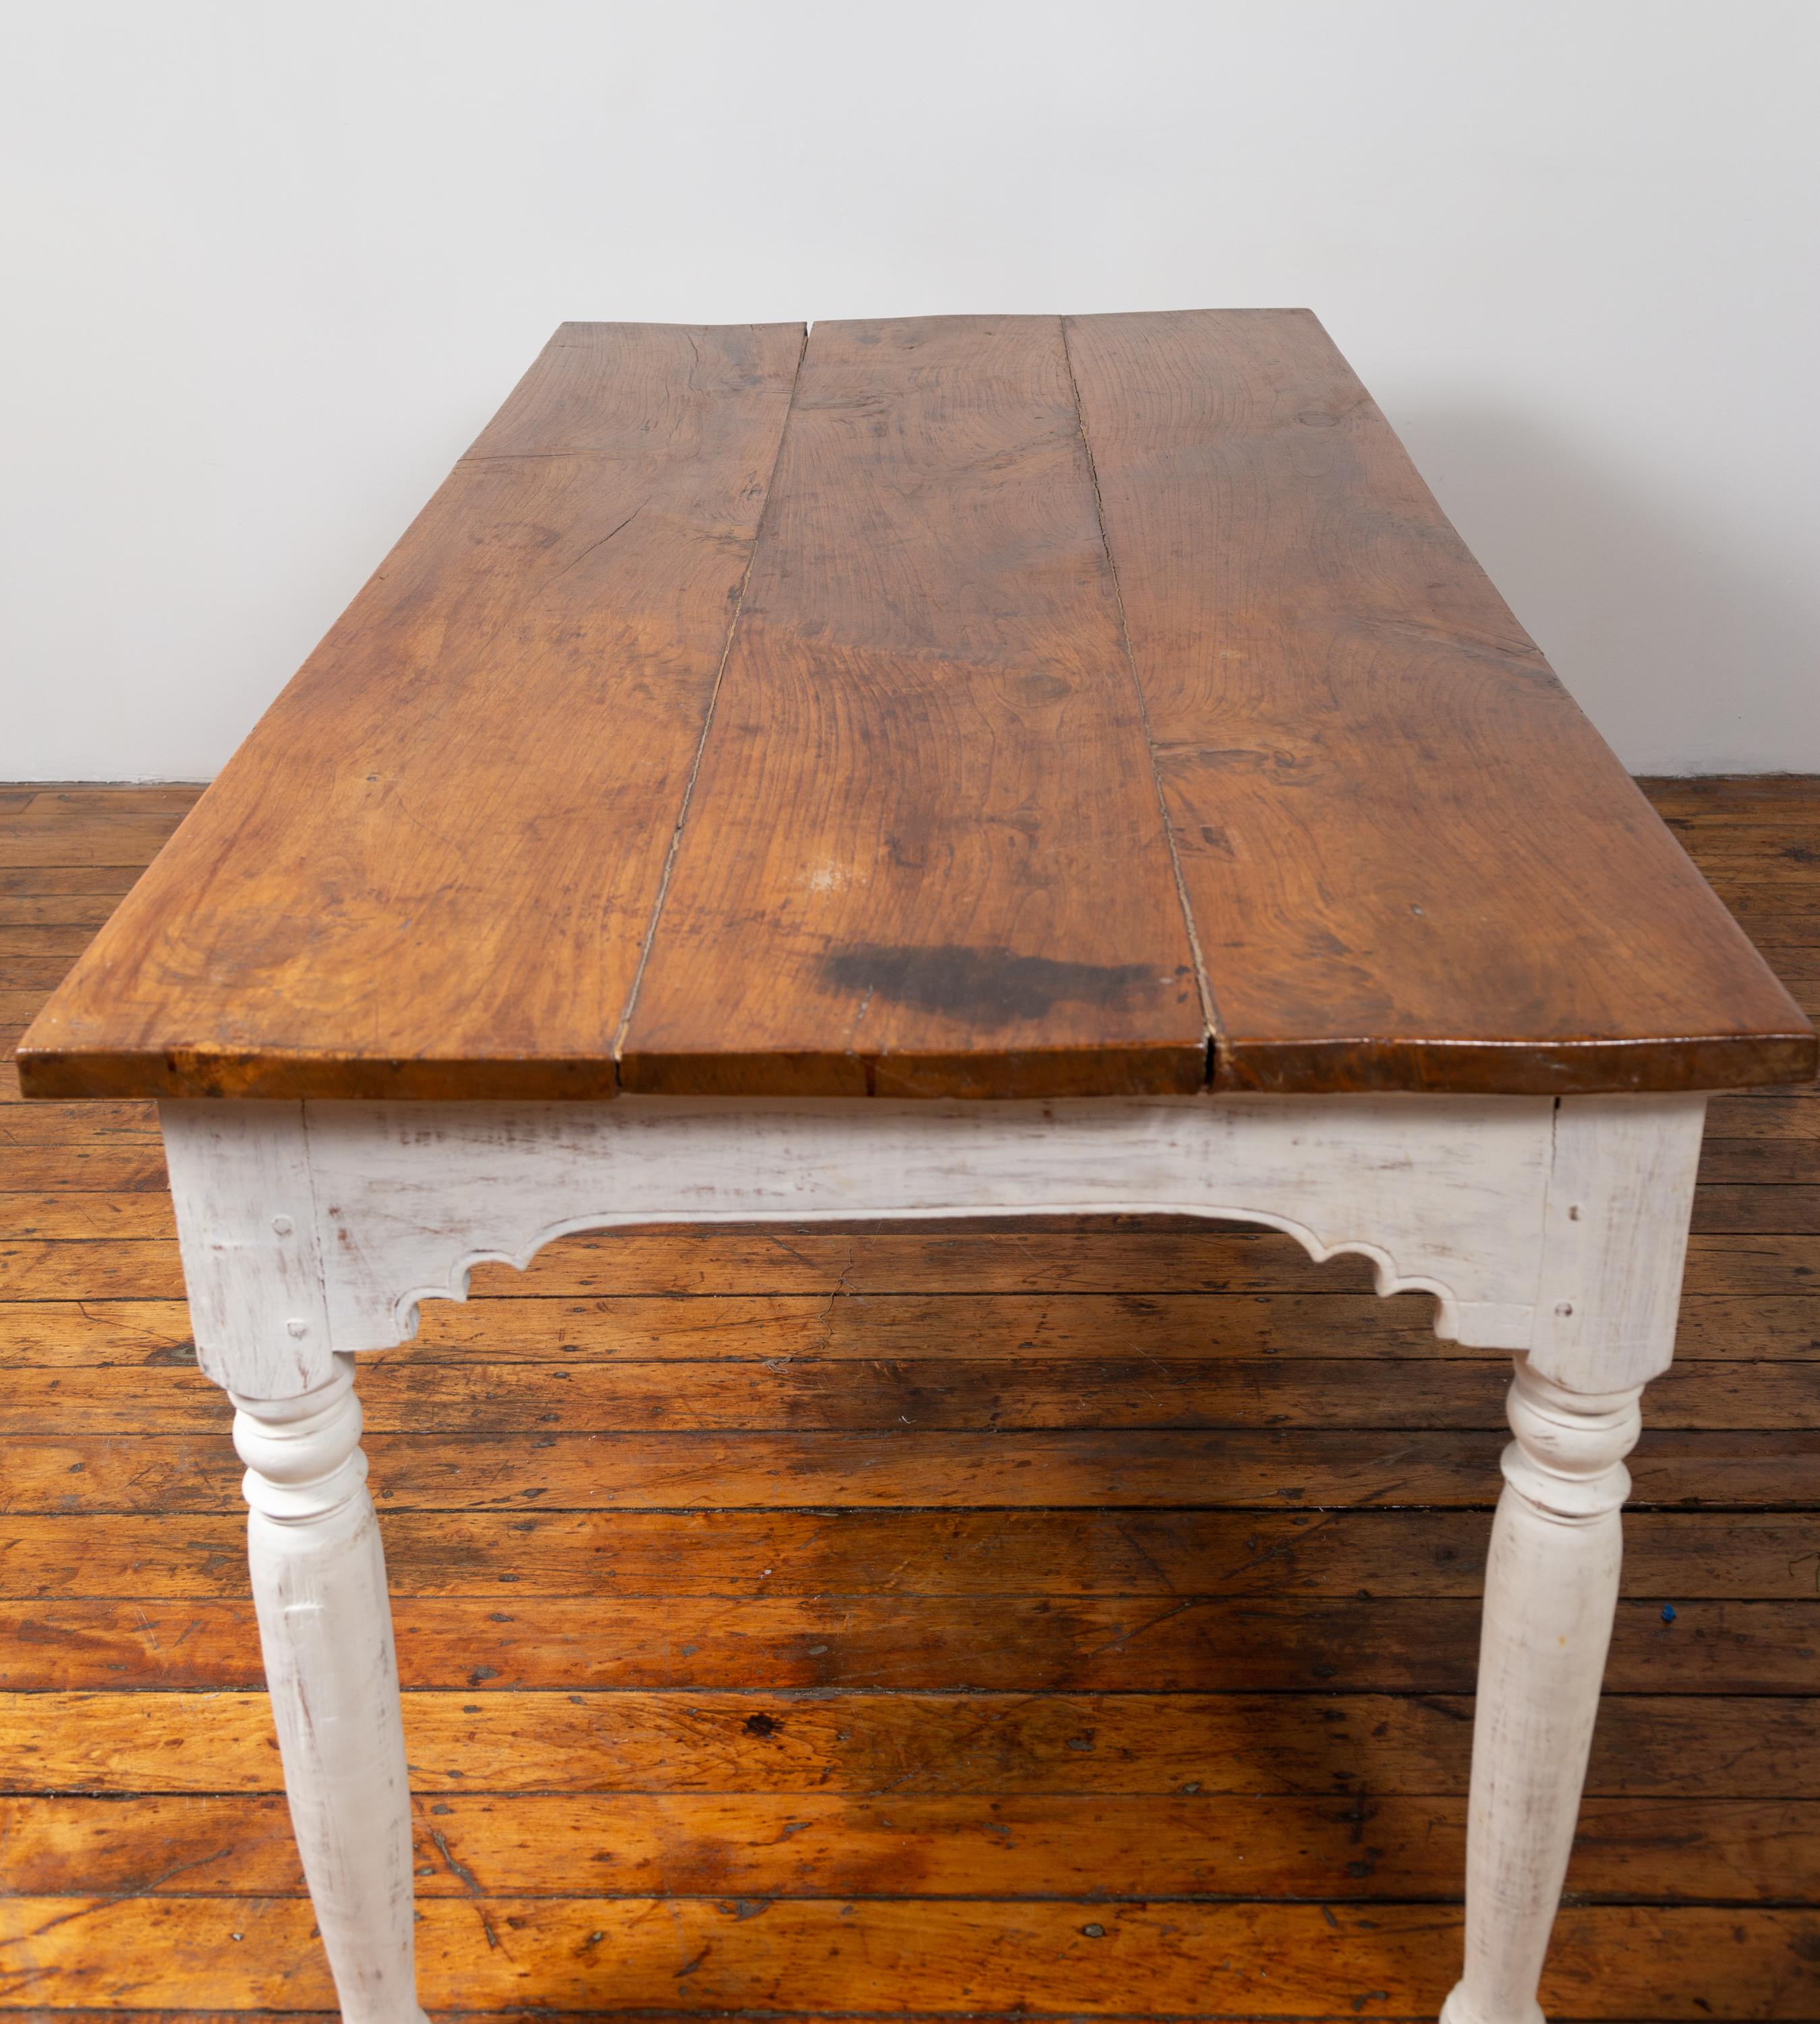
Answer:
[232,1353,428,2024]
[1441,1357,1645,2024]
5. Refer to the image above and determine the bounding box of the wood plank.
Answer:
[0,927,94,959]
[1662,833,1820,864]
[1699,1138,1819,1183]
[0,1191,176,1238]
[3,1289,1815,1371]
[0,785,204,823]
[1680,1234,1820,1294]
[1623,1297,1820,1360]
[0,1146,168,1190]
[0,865,150,899]
[1671,887,1820,926]
[0,1594,1810,1695]
[1063,309,1814,1094]
[0,895,124,926]
[0,1894,1813,2016]
[4,1355,1817,1434]
[0,2016,308,2024]
[8,1428,1818,1514]
[6,1689,1811,1799]
[1695,913,1820,949]
[1691,1184,1820,1232]
[0,1355,1522,1432]
[15,323,806,1101]
[3,1507,1815,1602]
[0,1100,158,1144]
[1657,833,1820,862]
[1684,893,1820,932]
[2,1790,1809,1903]
[0,819,186,870]
[0,1238,183,1297]
[0,953,80,988]
[0,1291,1454,1368]
[1638,776,1820,817]
[1707,1090,1819,1140]
[619,316,1204,1098]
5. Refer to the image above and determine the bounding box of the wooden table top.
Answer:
[18,310,1814,1103]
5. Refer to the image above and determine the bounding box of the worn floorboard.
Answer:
[0,779,1815,2018]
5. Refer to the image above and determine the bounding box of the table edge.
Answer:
[14,1025,1815,1102]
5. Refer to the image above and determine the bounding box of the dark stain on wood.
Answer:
[821,943,1162,1025]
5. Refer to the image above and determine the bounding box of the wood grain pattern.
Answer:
[1,1892,1815,2017]
[2,1285,1815,1366]
[16,325,805,1100]
[10,1355,1820,1434]
[3,1594,1814,1695]
[1,1894,1815,2017]
[3,770,1818,2011]
[18,323,1812,1101]
[9,1687,1817,1800]
[618,316,1203,1095]
[5,1791,1814,1903]
[7,1506,1818,1600]
[1062,310,1814,1094]
[11,1425,1820,1513]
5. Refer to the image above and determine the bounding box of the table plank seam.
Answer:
[1061,315,1223,1087]
[610,326,812,1073]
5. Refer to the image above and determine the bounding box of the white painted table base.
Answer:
[159,1091,1707,2024]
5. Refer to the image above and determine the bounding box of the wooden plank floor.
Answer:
[0,779,1816,2020]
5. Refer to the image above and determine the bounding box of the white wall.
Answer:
[3,0,1816,779]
